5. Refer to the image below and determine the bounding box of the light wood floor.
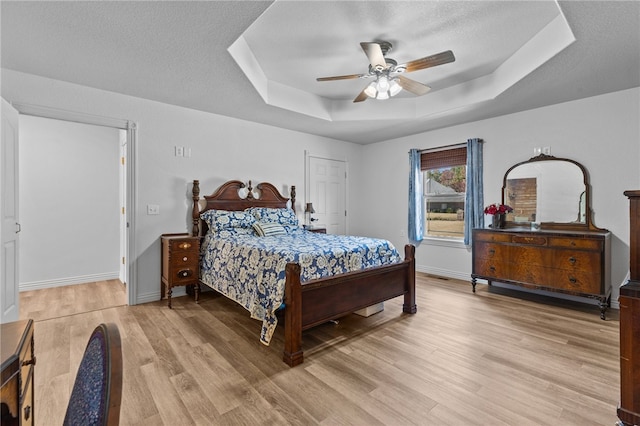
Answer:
[23,275,620,425]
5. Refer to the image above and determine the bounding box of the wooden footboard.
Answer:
[283,244,416,367]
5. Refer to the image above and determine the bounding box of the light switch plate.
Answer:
[147,204,160,215]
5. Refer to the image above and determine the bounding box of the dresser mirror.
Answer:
[501,154,599,230]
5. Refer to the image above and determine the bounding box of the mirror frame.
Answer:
[501,154,602,231]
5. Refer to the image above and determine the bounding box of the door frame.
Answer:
[11,102,138,306]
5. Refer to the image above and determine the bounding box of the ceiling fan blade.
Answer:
[360,42,388,70]
[400,50,455,73]
[398,75,431,96]
[317,73,366,82]
[353,89,369,103]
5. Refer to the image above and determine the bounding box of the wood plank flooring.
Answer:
[21,274,620,425]
[19,279,126,322]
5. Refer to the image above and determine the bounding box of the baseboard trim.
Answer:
[20,272,120,291]
[137,287,187,305]
[417,264,471,282]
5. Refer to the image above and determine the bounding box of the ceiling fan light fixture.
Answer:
[365,76,403,100]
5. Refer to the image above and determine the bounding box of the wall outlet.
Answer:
[400,229,406,237]
[543,146,551,155]
[533,147,542,155]
[175,146,184,157]
[147,204,160,215]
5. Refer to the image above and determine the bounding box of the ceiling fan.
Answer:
[316,41,455,103]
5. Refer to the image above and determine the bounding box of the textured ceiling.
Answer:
[1,1,639,145]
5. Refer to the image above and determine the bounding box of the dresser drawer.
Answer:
[474,242,510,261]
[474,258,509,279]
[549,269,602,294]
[473,230,512,243]
[550,250,601,273]
[547,237,602,251]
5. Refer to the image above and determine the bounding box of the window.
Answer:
[421,146,467,239]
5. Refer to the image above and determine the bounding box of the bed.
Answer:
[191,179,416,367]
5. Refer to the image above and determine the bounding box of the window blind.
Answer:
[420,146,467,170]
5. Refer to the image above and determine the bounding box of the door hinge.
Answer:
[121,207,125,214]
[121,156,125,165]
[122,257,125,265]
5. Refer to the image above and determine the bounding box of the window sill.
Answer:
[422,236,467,249]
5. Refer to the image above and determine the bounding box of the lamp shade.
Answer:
[305,203,315,214]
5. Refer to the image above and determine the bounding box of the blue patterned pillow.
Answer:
[246,207,299,227]
[216,228,257,238]
[253,222,287,237]
[200,210,256,232]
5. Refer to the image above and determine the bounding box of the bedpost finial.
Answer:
[247,180,255,199]
[291,185,296,212]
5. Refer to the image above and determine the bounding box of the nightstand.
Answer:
[307,227,326,234]
[161,233,200,308]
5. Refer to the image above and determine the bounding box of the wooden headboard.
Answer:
[191,180,296,236]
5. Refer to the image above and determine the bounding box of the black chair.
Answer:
[63,323,123,426]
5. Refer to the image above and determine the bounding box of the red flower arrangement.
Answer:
[484,203,513,215]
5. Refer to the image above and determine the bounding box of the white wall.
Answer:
[2,69,363,303]
[18,115,120,288]
[354,87,640,305]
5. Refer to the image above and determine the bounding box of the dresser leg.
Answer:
[167,287,173,309]
[471,277,477,293]
[195,283,200,304]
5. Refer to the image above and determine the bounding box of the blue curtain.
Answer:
[464,138,484,245]
[408,149,424,244]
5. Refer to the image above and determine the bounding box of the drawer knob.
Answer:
[178,242,192,249]
[24,405,31,421]
[488,249,496,255]
[568,256,576,264]
[182,256,188,262]
[489,266,496,272]
[178,269,192,278]
[569,276,577,283]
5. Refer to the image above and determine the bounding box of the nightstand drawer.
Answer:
[171,267,197,283]
[168,239,197,251]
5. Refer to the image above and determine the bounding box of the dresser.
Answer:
[618,190,640,426]
[471,228,611,318]
[161,233,200,308]
[1,319,35,426]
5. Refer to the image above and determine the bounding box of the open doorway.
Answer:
[8,103,137,320]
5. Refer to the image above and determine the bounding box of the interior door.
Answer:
[1,99,20,323]
[308,156,346,235]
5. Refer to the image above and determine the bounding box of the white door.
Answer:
[308,156,346,235]
[1,99,20,323]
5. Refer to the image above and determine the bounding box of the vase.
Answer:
[492,213,506,229]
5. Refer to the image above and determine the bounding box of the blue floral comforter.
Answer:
[200,228,401,345]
